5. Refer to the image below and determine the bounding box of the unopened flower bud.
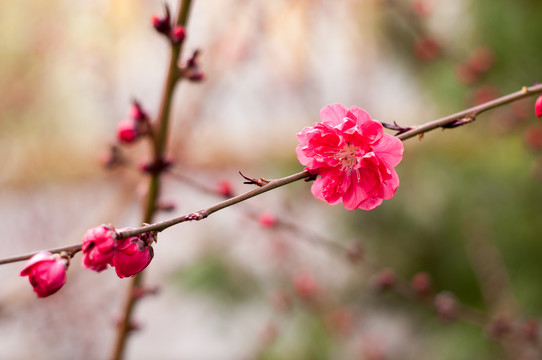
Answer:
[468,47,494,73]
[258,212,277,228]
[522,319,539,342]
[113,233,154,278]
[187,71,205,82]
[412,0,433,16]
[20,252,67,298]
[151,5,171,35]
[371,268,396,292]
[434,291,458,322]
[411,272,432,298]
[293,272,319,301]
[413,36,440,61]
[139,157,174,174]
[486,315,511,339]
[157,201,176,212]
[171,26,186,45]
[117,119,139,143]
[525,124,542,151]
[535,95,542,119]
[217,180,233,198]
[345,242,363,264]
[130,100,147,122]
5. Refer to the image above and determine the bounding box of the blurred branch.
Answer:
[111,1,195,359]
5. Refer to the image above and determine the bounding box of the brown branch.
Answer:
[396,84,542,140]
[3,83,541,266]
[110,1,194,359]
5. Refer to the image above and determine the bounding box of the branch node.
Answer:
[440,115,476,129]
[381,121,414,135]
[239,171,270,187]
[186,211,207,221]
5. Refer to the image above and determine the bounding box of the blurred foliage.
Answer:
[172,252,260,305]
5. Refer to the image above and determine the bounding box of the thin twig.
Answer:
[397,84,542,140]
[3,84,541,266]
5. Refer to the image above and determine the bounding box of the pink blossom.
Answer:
[112,234,154,278]
[535,95,542,119]
[296,104,404,210]
[258,212,277,228]
[117,119,139,143]
[81,225,117,272]
[20,252,67,298]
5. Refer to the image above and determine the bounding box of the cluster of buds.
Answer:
[117,100,151,144]
[181,49,205,82]
[81,225,155,279]
[151,5,185,45]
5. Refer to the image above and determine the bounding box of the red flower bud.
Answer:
[112,234,154,278]
[413,36,440,61]
[467,47,494,73]
[117,119,139,143]
[293,272,319,300]
[171,26,186,45]
[130,100,147,122]
[20,252,67,298]
[434,291,458,322]
[82,225,117,272]
[371,268,396,292]
[217,180,233,198]
[535,95,542,118]
[525,124,542,151]
[411,272,432,297]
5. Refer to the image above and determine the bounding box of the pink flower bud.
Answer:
[525,124,542,151]
[293,272,319,300]
[82,225,117,272]
[171,26,186,45]
[217,180,233,198]
[130,100,147,122]
[258,212,277,228]
[535,95,542,119]
[371,268,396,292]
[20,252,67,298]
[112,234,154,278]
[117,119,139,143]
[412,0,433,16]
[413,36,440,62]
[411,272,432,297]
[454,62,478,85]
[434,291,458,322]
[467,47,494,73]
[522,319,539,342]
[187,71,205,82]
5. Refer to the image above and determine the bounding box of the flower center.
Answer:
[336,143,359,171]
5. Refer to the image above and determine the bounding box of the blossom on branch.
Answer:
[81,225,117,272]
[112,233,154,279]
[20,252,67,298]
[296,104,404,210]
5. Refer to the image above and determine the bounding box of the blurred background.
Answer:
[1,0,542,359]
